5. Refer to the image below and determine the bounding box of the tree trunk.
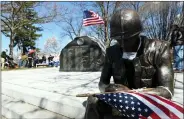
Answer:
[104,15,110,48]
[9,33,14,57]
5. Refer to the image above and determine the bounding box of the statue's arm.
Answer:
[139,42,174,99]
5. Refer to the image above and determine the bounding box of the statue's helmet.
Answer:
[110,9,143,40]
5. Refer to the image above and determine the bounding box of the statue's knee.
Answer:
[86,96,98,105]
[85,96,99,119]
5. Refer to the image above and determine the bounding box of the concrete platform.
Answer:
[2,68,101,119]
[2,83,87,118]
[2,68,183,119]
[2,94,69,119]
[1,116,8,119]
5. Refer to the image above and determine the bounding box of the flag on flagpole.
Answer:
[83,10,104,26]
[96,92,184,119]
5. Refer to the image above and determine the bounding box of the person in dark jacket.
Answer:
[28,53,33,68]
[48,55,54,66]
[33,54,39,67]
[170,25,184,71]
[28,47,36,68]
[84,9,174,119]
[42,55,46,64]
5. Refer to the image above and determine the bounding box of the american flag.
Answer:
[96,92,184,119]
[83,10,104,26]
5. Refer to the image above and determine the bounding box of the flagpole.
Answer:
[76,88,154,97]
[76,91,133,97]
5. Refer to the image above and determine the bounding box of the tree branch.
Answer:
[1,19,12,31]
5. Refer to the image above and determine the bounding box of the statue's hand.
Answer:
[105,84,130,92]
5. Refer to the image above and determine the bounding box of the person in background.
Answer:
[42,55,46,64]
[38,55,42,64]
[33,54,39,67]
[28,47,36,68]
[48,55,54,67]
[28,53,32,68]
[1,51,15,69]
[1,51,7,69]
[18,54,22,67]
[21,52,28,68]
[53,55,59,67]
[1,57,5,70]
[170,25,184,72]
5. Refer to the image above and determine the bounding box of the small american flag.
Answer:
[83,10,104,26]
[96,92,184,119]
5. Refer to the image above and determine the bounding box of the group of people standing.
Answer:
[170,25,184,72]
[1,46,60,69]
[18,51,59,68]
[1,51,16,69]
[18,48,41,68]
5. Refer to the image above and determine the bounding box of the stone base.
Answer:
[2,68,183,119]
[2,95,69,119]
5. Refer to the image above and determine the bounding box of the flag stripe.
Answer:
[83,21,104,24]
[83,22,104,25]
[83,21,104,26]
[127,92,170,119]
[136,93,172,117]
[149,94,184,113]
[83,19,103,23]
[83,22,104,26]
[148,112,158,119]
[83,18,99,20]
[139,115,148,119]
[136,93,179,119]
[83,23,104,26]
[143,93,183,119]
[83,17,100,20]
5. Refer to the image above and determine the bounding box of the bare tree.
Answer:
[43,36,62,56]
[175,2,184,26]
[140,2,183,40]
[45,2,183,50]
[88,2,124,47]
[55,2,123,47]
[112,2,183,41]
[1,2,29,57]
[55,2,90,41]
[57,16,84,40]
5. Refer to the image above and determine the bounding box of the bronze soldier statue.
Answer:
[84,9,174,119]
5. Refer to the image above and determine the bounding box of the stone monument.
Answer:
[60,36,105,71]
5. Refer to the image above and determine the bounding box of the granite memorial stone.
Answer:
[60,36,105,71]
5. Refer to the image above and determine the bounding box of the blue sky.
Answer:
[1,2,82,53]
[2,22,69,51]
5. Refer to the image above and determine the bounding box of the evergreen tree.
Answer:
[13,2,43,53]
